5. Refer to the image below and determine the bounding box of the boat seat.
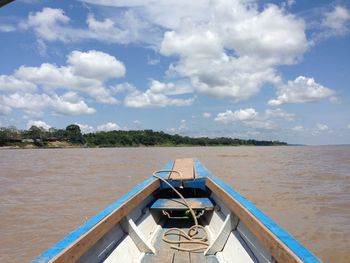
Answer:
[150,197,214,211]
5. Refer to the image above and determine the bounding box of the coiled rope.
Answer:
[152,170,209,253]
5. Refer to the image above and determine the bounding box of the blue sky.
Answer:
[0,0,349,145]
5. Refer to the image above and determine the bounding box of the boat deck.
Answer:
[141,220,219,263]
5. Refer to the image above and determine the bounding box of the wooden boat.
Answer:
[33,159,319,263]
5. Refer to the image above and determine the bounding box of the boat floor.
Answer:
[141,220,219,263]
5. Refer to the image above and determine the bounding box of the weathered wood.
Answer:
[205,213,239,255]
[151,198,214,211]
[120,216,156,254]
[51,179,160,263]
[170,158,194,180]
[206,177,303,263]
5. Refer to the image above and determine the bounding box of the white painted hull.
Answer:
[76,192,271,263]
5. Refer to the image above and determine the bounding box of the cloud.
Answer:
[159,1,308,99]
[203,112,211,118]
[1,92,96,116]
[168,119,189,134]
[215,108,258,124]
[147,56,160,66]
[178,119,188,131]
[21,7,161,45]
[0,104,12,115]
[124,80,194,108]
[286,0,296,7]
[67,50,125,81]
[18,3,312,101]
[322,5,350,35]
[292,123,332,135]
[21,7,71,42]
[1,50,124,105]
[268,76,334,106]
[96,122,121,131]
[347,124,350,129]
[26,120,51,130]
[265,108,295,121]
[76,122,124,133]
[292,125,306,132]
[0,24,16,32]
[316,123,329,131]
[76,123,95,134]
[215,107,295,130]
[0,75,37,92]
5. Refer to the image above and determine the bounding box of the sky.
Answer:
[0,0,349,145]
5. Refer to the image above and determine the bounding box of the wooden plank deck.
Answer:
[141,220,218,263]
[170,158,195,180]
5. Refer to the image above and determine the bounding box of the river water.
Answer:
[0,146,349,262]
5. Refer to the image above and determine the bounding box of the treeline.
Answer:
[0,124,287,147]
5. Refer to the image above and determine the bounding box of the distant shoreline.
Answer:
[0,143,291,149]
[1,125,287,148]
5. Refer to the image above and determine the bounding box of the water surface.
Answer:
[0,146,349,262]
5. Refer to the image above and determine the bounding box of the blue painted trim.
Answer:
[194,160,320,263]
[32,176,158,263]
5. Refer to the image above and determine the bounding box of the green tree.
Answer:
[66,124,84,144]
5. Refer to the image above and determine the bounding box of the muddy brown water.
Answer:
[0,146,349,262]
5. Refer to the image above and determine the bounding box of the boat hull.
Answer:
[33,159,319,263]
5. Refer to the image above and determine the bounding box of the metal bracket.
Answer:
[161,209,206,219]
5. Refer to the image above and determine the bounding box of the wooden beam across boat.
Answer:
[170,158,195,180]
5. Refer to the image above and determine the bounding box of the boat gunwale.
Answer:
[195,160,320,263]
[32,161,174,263]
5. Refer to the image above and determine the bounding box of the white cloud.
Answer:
[0,75,37,92]
[159,1,308,99]
[179,119,187,131]
[19,3,311,101]
[0,24,16,32]
[26,120,51,130]
[1,92,96,116]
[286,0,296,7]
[322,5,350,35]
[244,120,277,130]
[265,108,295,121]
[67,50,125,80]
[147,56,160,66]
[203,112,211,118]
[21,7,161,46]
[316,123,329,131]
[0,104,12,115]
[51,95,96,115]
[96,122,121,132]
[347,124,350,129]
[76,123,95,134]
[215,107,295,130]
[214,108,258,124]
[8,50,123,104]
[292,125,305,132]
[268,76,334,106]
[21,7,71,42]
[124,80,194,108]
[311,123,331,135]
[82,0,211,30]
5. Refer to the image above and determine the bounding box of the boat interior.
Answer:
[77,185,273,263]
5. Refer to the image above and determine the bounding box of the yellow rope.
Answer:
[152,170,210,253]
